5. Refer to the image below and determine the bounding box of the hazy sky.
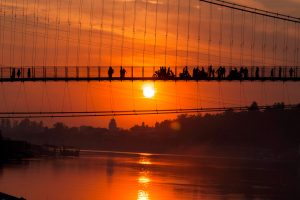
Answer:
[0,0,300,128]
[235,0,300,16]
[1,0,299,67]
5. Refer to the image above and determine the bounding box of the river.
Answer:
[0,150,297,199]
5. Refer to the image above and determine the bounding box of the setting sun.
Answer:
[143,85,155,98]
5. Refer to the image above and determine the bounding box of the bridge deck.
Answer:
[1,77,300,82]
[1,66,299,82]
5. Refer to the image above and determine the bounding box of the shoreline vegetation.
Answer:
[0,102,300,161]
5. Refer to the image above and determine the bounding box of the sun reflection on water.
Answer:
[138,156,152,165]
[137,154,152,200]
[138,176,151,184]
[137,190,149,200]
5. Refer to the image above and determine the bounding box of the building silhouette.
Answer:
[108,118,118,132]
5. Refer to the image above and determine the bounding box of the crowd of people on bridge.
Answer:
[153,67,175,79]
[7,66,298,80]
[149,65,297,80]
[10,68,31,79]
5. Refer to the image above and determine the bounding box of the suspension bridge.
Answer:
[0,0,300,119]
[0,66,300,82]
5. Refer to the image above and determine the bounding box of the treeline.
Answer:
[1,102,300,157]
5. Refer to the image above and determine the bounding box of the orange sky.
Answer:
[1,0,299,67]
[0,0,300,128]
[1,81,300,128]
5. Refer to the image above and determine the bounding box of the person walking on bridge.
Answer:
[270,68,275,78]
[255,67,260,79]
[120,66,126,79]
[289,67,294,78]
[17,69,21,79]
[108,67,114,79]
[10,68,16,79]
[27,68,31,78]
[278,67,282,78]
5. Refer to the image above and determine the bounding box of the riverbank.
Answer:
[0,136,80,163]
[0,192,26,200]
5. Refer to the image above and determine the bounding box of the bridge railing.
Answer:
[0,66,299,81]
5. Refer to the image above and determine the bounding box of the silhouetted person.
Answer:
[121,67,126,78]
[221,66,226,78]
[212,68,215,78]
[166,67,174,78]
[270,68,274,78]
[208,65,213,78]
[255,67,260,78]
[193,67,199,79]
[240,67,244,78]
[17,69,21,78]
[108,67,114,79]
[289,68,294,78]
[180,66,191,79]
[158,66,166,78]
[11,68,16,79]
[154,66,174,79]
[216,67,222,79]
[27,68,31,78]
[228,67,239,79]
[244,67,249,79]
[163,66,167,77]
[123,68,126,78]
[278,67,282,78]
[200,67,207,79]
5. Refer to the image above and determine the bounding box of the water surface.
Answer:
[0,151,297,199]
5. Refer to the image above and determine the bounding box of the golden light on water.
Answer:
[139,160,152,165]
[139,156,152,165]
[137,155,151,200]
[138,176,151,184]
[137,190,149,200]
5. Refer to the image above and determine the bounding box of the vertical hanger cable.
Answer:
[42,0,50,67]
[65,0,72,67]
[121,0,126,67]
[109,0,116,67]
[230,9,234,66]
[175,0,180,67]
[76,0,83,67]
[131,0,137,68]
[164,0,170,67]
[87,0,95,67]
[185,0,191,66]
[98,0,105,67]
[54,0,62,67]
[240,11,245,66]
[153,0,158,67]
[142,0,148,68]
[208,4,212,65]
[197,1,202,66]
[0,0,6,66]
[218,6,223,66]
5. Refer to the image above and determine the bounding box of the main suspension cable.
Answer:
[1,105,297,119]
